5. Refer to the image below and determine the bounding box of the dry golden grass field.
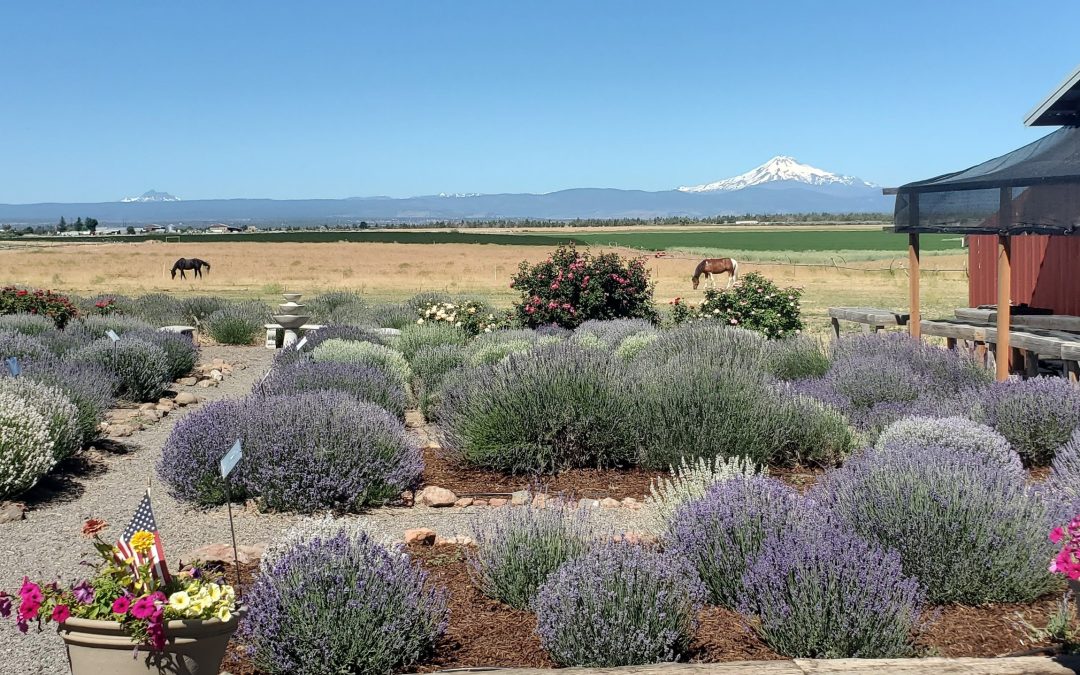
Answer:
[0,238,968,334]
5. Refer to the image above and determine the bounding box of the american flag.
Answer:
[115,489,171,583]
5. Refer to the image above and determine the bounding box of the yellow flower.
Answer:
[129,530,155,555]
[216,606,232,622]
[168,591,192,612]
[207,584,222,602]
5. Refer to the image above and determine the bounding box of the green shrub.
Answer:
[643,455,762,534]
[0,378,81,462]
[205,302,268,345]
[441,343,637,473]
[306,291,368,326]
[0,392,55,499]
[0,287,78,328]
[74,337,171,402]
[467,504,596,609]
[510,244,657,328]
[180,295,228,325]
[410,344,466,418]
[673,272,803,339]
[81,314,155,338]
[369,302,415,329]
[764,334,831,380]
[127,293,185,326]
[636,322,769,372]
[312,339,412,394]
[633,360,853,469]
[614,332,658,361]
[397,322,469,361]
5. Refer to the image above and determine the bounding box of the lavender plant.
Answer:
[128,328,199,380]
[126,292,185,326]
[533,542,705,667]
[614,332,658,361]
[80,314,155,338]
[467,504,596,609]
[739,522,925,658]
[72,337,171,402]
[305,291,368,326]
[763,333,831,380]
[635,322,769,371]
[368,302,416,330]
[875,416,1020,471]
[0,314,54,336]
[666,476,808,607]
[312,339,412,395]
[256,360,407,420]
[35,324,94,356]
[303,325,389,351]
[0,378,81,462]
[1043,431,1080,527]
[409,343,466,418]
[397,322,469,361]
[0,392,54,499]
[633,358,853,469]
[0,330,50,363]
[159,392,421,511]
[813,444,1059,603]
[978,377,1080,466]
[204,302,269,345]
[179,295,228,325]
[7,358,117,441]
[573,318,658,349]
[244,526,447,675]
[440,342,637,473]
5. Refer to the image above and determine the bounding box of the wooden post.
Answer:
[908,232,921,338]
[995,188,1013,381]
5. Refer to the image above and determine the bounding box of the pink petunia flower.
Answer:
[51,605,70,623]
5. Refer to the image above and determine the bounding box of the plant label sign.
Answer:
[294,336,308,352]
[105,330,120,343]
[220,440,243,479]
[4,357,19,377]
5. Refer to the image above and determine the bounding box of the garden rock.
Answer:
[419,486,457,507]
[404,528,437,545]
[210,369,224,382]
[177,377,198,386]
[197,379,218,388]
[455,497,474,507]
[175,392,198,406]
[511,490,530,506]
[0,502,25,524]
[489,497,508,507]
[600,497,621,509]
[188,542,266,565]
[138,402,157,411]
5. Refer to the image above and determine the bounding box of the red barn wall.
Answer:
[968,234,1080,314]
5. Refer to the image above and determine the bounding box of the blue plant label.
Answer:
[294,336,308,351]
[105,330,120,342]
[5,357,19,377]
[219,440,243,479]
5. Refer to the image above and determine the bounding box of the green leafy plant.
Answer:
[673,272,803,339]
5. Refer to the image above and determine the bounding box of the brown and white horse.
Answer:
[691,258,739,290]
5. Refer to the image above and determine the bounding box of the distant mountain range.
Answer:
[0,158,892,225]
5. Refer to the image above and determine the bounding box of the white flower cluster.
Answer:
[167,580,237,623]
[0,378,81,462]
[643,455,761,534]
[0,391,56,499]
[416,301,500,333]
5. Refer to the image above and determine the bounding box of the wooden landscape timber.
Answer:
[439,655,1080,674]
[828,306,910,337]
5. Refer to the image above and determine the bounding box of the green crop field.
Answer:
[45,227,961,254]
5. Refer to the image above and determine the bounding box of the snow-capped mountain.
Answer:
[121,190,180,203]
[677,156,877,193]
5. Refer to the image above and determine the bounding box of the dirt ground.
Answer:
[1,239,967,334]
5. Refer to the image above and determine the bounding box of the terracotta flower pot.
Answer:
[58,610,242,675]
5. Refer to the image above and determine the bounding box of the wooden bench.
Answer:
[828,307,909,338]
[921,319,1080,379]
[954,308,1080,332]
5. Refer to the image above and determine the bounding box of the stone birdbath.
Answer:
[272,294,311,347]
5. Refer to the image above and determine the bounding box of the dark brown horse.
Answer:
[171,258,211,280]
[691,258,739,290]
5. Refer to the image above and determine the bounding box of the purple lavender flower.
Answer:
[533,541,705,667]
[243,526,447,675]
[979,376,1080,466]
[255,360,407,420]
[739,520,925,657]
[665,476,809,607]
[813,444,1058,603]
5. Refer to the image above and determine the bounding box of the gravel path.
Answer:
[0,345,647,674]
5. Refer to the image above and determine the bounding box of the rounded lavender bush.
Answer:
[73,337,170,402]
[1043,430,1080,527]
[467,503,596,609]
[256,360,407,420]
[739,522,925,658]
[534,541,704,667]
[12,358,118,442]
[0,377,81,462]
[666,476,807,607]
[979,376,1080,466]
[440,343,636,473]
[814,444,1058,603]
[0,329,50,363]
[159,391,421,511]
[128,328,199,380]
[875,416,1020,471]
[244,525,447,675]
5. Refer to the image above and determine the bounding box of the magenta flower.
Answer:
[111,596,131,615]
[51,605,70,623]
[0,594,10,618]
[130,596,158,620]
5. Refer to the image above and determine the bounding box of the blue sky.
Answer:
[2,1,1077,203]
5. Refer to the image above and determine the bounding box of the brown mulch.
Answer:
[218,544,1067,674]
[420,446,667,500]
[917,596,1060,657]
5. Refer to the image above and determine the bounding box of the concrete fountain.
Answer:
[270,293,311,348]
